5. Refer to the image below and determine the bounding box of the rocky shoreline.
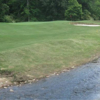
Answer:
[0,57,100,89]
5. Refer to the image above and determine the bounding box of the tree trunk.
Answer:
[27,0,30,21]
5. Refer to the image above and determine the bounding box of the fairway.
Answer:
[0,21,100,83]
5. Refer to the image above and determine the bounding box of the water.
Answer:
[0,59,100,100]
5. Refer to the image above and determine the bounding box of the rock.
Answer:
[4,87,7,89]
[10,89,14,92]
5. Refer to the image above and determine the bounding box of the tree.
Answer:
[0,0,100,22]
[65,5,82,20]
[0,0,9,22]
[27,0,30,21]
[65,0,82,20]
[38,0,69,21]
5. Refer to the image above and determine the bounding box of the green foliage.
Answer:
[68,0,79,7]
[0,3,9,22]
[82,9,91,20]
[0,0,100,22]
[77,0,100,20]
[4,15,14,22]
[65,5,82,20]
[89,0,100,20]
[24,8,30,15]
[92,14,99,20]
[38,0,68,21]
[2,4,9,14]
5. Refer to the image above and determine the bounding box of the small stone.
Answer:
[72,66,75,68]
[32,79,35,81]
[25,81,27,83]
[46,76,49,78]
[4,87,7,89]
[14,82,17,85]
[10,89,14,92]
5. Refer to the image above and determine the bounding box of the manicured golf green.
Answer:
[0,20,100,82]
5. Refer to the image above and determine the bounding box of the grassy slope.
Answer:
[0,20,100,81]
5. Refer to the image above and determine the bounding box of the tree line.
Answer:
[0,0,100,22]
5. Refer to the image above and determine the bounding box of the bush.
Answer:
[31,17,38,21]
[92,14,99,20]
[81,9,91,20]
[65,5,82,21]
[4,15,14,22]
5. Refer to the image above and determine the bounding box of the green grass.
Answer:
[0,20,100,82]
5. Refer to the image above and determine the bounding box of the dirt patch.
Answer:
[0,78,12,88]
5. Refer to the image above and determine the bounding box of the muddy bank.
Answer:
[0,58,100,100]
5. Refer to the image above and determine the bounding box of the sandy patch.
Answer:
[74,24,100,27]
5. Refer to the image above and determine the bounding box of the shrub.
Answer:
[92,14,99,20]
[81,9,91,20]
[65,5,82,21]
[4,15,14,22]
